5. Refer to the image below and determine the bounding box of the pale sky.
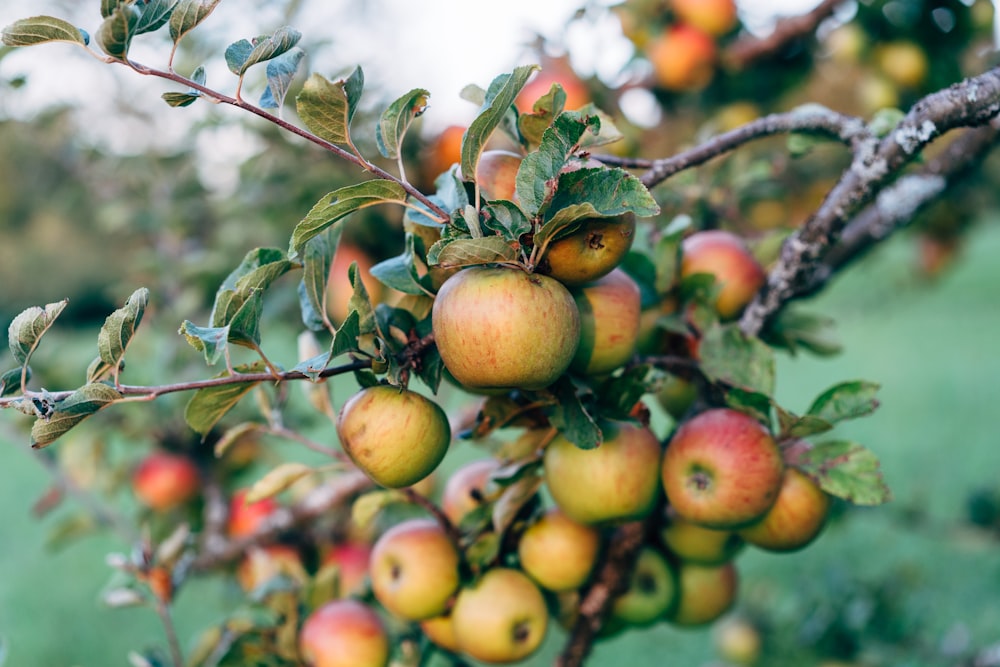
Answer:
[0,0,822,191]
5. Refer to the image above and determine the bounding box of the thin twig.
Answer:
[0,358,372,409]
[121,60,451,223]
[190,470,372,570]
[638,107,869,190]
[556,521,647,667]
[154,599,185,667]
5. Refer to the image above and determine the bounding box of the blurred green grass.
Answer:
[2,222,999,665]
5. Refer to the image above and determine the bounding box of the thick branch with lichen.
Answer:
[740,66,1000,335]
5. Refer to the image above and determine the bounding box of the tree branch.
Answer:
[0,359,372,410]
[803,121,1000,294]
[556,521,646,667]
[724,0,847,69]
[637,107,869,190]
[122,60,451,223]
[191,470,373,571]
[740,66,1000,336]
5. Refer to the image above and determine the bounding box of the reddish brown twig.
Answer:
[556,521,647,667]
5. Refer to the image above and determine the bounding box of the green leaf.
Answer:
[794,440,892,506]
[31,384,122,448]
[184,363,265,435]
[763,306,842,357]
[460,65,538,187]
[225,290,264,348]
[724,387,773,427]
[246,462,314,503]
[807,381,881,424]
[1,16,87,47]
[351,490,405,529]
[575,104,624,149]
[95,5,139,60]
[101,0,121,18]
[288,181,407,258]
[547,377,602,449]
[178,321,228,365]
[225,26,301,77]
[699,323,775,395]
[211,248,292,326]
[376,88,429,159]
[347,263,377,337]
[533,168,659,249]
[9,300,68,367]
[517,84,567,148]
[370,235,426,295]
[135,0,179,35]
[295,67,364,146]
[0,367,25,397]
[545,166,660,222]
[169,0,221,45]
[774,404,833,440]
[162,64,205,107]
[259,48,304,109]
[596,364,665,419]
[653,217,690,294]
[427,236,519,270]
[482,200,532,241]
[331,309,361,358]
[492,473,543,536]
[298,227,342,332]
[515,113,599,217]
[91,288,149,383]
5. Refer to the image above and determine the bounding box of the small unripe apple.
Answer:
[369,519,460,621]
[671,0,738,36]
[570,268,642,376]
[875,41,929,89]
[714,615,763,665]
[299,599,389,667]
[474,150,522,202]
[237,544,308,592]
[540,215,636,286]
[131,452,200,512]
[441,458,501,525]
[452,568,549,664]
[680,230,766,320]
[420,613,461,653]
[518,508,601,592]
[544,420,663,525]
[610,547,678,627]
[668,561,738,627]
[646,25,717,92]
[738,467,830,552]
[662,408,784,529]
[432,267,580,391]
[336,385,450,489]
[322,541,372,597]
[655,373,698,421]
[661,513,743,565]
[228,490,279,538]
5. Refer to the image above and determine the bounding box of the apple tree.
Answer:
[1,0,998,666]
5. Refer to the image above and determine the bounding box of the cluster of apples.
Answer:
[615,0,738,92]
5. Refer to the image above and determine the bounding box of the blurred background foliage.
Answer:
[0,0,999,665]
